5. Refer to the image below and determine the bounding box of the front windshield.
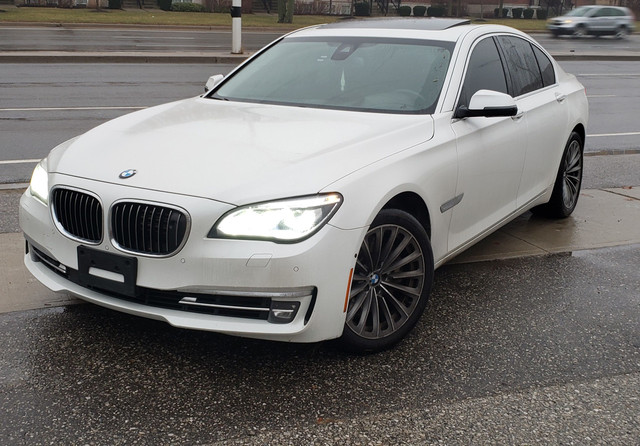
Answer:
[211,37,453,114]
[566,6,596,16]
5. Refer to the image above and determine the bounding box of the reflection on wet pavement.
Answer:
[1,245,639,444]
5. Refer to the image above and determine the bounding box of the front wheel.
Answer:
[339,209,434,353]
[533,131,584,218]
[573,25,586,38]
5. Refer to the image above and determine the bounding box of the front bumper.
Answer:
[547,23,579,35]
[20,175,366,343]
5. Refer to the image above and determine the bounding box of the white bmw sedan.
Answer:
[20,19,588,352]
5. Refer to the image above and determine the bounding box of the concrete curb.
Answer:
[0,51,252,64]
[0,20,299,33]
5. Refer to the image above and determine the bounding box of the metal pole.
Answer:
[231,0,242,54]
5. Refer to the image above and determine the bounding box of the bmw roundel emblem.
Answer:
[119,169,137,179]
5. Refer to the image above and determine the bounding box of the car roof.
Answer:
[287,19,498,42]
[318,18,471,31]
[575,4,630,10]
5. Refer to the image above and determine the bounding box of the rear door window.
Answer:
[496,36,544,97]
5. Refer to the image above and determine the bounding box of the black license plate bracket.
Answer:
[77,246,138,298]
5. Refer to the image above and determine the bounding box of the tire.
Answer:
[573,25,586,38]
[533,131,584,218]
[339,209,434,353]
[615,26,628,40]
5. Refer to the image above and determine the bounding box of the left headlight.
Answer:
[29,158,49,205]
[209,193,343,243]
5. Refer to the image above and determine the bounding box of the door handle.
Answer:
[511,112,524,121]
[556,93,567,103]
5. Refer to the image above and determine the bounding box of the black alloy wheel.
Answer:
[340,209,434,353]
[534,131,584,218]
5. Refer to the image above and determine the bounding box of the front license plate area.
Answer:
[77,246,138,298]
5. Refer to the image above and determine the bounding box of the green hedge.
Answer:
[523,8,535,19]
[398,5,411,16]
[494,7,508,18]
[413,5,426,16]
[536,9,547,19]
[427,5,445,16]
[354,1,370,16]
[171,2,205,11]
[512,7,523,18]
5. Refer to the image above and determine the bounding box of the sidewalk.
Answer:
[2,186,639,314]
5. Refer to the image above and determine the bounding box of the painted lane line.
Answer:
[0,159,41,165]
[0,106,146,112]
[578,73,640,77]
[134,43,221,48]
[111,36,195,40]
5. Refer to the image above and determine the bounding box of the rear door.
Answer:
[495,35,570,207]
[590,7,616,32]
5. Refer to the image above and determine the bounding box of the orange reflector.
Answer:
[343,268,354,313]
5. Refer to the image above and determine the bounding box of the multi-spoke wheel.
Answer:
[533,131,584,218]
[340,209,434,352]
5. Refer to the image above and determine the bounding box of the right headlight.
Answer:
[209,193,343,243]
[29,158,49,205]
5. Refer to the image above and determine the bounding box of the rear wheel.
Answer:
[339,209,434,353]
[533,131,584,218]
[615,26,629,39]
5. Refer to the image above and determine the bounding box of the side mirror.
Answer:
[455,90,518,119]
[204,74,225,92]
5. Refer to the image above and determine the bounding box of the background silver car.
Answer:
[547,5,636,38]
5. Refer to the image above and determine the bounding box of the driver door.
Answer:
[448,36,527,251]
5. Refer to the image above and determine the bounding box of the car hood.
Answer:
[48,97,434,205]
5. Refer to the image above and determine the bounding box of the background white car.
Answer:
[20,19,588,352]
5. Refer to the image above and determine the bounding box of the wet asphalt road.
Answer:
[1,243,639,444]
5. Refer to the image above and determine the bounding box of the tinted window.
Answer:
[497,36,543,96]
[566,6,595,16]
[458,37,508,108]
[532,45,555,87]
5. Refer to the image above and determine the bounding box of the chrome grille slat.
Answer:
[111,202,188,256]
[71,189,79,237]
[51,188,103,244]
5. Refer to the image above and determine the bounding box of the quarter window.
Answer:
[532,45,555,87]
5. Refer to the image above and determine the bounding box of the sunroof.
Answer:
[319,18,471,31]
